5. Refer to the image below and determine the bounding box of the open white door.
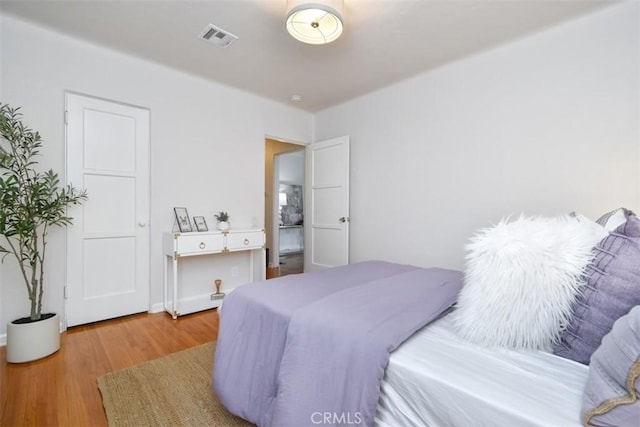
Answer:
[305,136,350,272]
[65,93,150,327]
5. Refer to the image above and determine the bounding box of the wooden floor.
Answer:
[0,309,219,427]
[267,253,304,278]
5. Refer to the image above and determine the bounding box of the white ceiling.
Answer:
[0,0,617,112]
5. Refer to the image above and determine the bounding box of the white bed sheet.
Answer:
[375,314,589,427]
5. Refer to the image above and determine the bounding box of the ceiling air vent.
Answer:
[198,23,238,48]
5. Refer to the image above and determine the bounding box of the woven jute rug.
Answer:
[97,342,254,427]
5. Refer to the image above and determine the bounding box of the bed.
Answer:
[212,260,590,427]
[214,211,640,427]
[213,261,461,426]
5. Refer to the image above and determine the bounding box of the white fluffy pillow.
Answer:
[452,214,607,351]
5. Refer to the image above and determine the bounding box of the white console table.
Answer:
[163,228,265,319]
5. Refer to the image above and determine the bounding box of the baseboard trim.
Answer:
[149,302,165,314]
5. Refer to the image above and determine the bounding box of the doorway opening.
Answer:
[264,138,305,278]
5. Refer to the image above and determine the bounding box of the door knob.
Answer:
[339,217,350,223]
[138,220,147,227]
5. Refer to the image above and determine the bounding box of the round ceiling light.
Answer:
[286,0,344,45]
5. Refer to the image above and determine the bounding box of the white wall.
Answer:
[0,14,312,338]
[314,2,640,271]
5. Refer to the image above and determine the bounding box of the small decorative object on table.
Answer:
[215,211,230,230]
[193,216,208,232]
[212,279,225,301]
[174,207,192,232]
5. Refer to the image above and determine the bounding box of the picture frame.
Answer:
[174,207,193,232]
[193,216,208,232]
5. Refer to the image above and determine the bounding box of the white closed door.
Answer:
[65,93,150,327]
[305,136,350,272]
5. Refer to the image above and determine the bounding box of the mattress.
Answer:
[375,314,589,427]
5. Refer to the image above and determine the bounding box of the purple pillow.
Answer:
[582,305,640,426]
[554,215,640,364]
[596,207,634,231]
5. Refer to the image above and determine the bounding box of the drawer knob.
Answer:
[199,242,206,249]
[244,239,250,245]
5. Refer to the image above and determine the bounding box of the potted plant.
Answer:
[215,211,230,230]
[0,104,87,363]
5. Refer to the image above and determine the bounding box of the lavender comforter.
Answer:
[213,261,463,427]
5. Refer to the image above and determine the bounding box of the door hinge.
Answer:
[64,110,68,125]
[64,285,68,299]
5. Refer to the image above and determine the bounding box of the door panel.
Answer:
[84,110,136,171]
[305,136,350,271]
[311,228,346,267]
[312,187,342,225]
[83,175,136,234]
[66,93,150,327]
[83,237,137,297]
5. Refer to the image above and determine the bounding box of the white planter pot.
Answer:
[6,313,60,363]
[217,221,230,230]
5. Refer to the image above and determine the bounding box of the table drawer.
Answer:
[226,230,265,251]
[176,233,225,255]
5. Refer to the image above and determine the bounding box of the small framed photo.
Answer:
[193,216,208,232]
[174,207,192,232]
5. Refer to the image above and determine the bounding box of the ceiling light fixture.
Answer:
[286,0,344,45]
